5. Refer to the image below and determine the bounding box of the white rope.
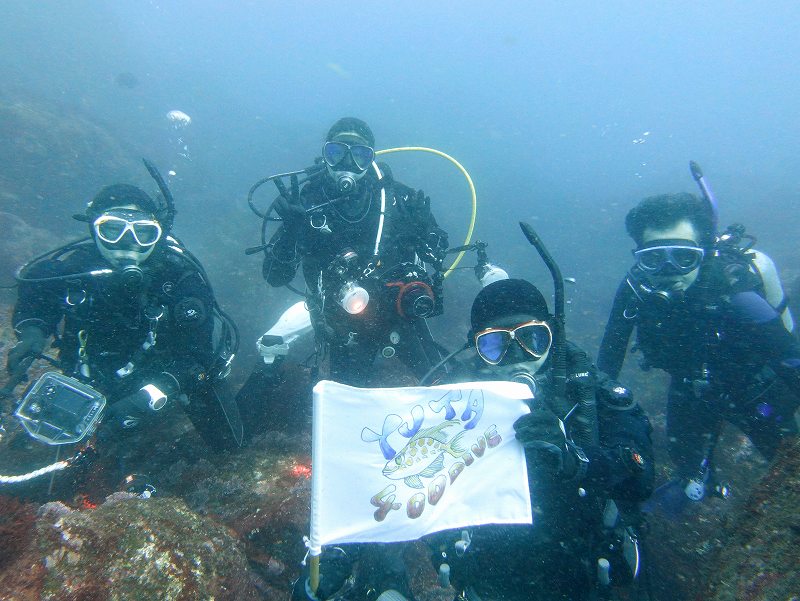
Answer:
[301,535,312,566]
[0,460,70,484]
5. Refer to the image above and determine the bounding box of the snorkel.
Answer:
[518,223,566,404]
[689,161,719,238]
[142,158,177,231]
[519,221,598,448]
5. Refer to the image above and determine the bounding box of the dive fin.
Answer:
[185,383,244,450]
[642,478,690,519]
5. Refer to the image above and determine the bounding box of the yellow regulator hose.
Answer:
[375,147,477,278]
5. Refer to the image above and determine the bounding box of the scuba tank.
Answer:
[742,248,793,333]
[713,223,793,333]
[691,162,794,333]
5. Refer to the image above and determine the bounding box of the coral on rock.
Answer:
[1,495,260,601]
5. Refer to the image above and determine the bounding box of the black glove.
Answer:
[291,547,353,601]
[422,230,449,266]
[413,189,431,211]
[513,405,576,478]
[6,325,47,374]
[274,194,306,230]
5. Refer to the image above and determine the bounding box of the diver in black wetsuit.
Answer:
[597,192,800,498]
[7,166,241,452]
[260,117,449,386]
[424,278,653,601]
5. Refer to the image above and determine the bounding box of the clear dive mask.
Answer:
[633,239,704,276]
[322,141,375,171]
[323,141,375,194]
[93,209,163,248]
[93,209,162,277]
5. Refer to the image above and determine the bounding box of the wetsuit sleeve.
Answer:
[139,268,216,395]
[12,258,68,337]
[729,290,800,389]
[262,187,305,287]
[596,278,636,379]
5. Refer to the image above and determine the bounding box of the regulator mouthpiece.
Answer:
[120,263,144,288]
[336,173,357,194]
[339,281,369,314]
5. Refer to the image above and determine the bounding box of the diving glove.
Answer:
[274,195,306,230]
[99,378,174,438]
[6,325,47,374]
[513,405,578,478]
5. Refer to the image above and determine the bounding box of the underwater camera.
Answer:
[15,372,106,445]
[324,251,439,319]
[387,279,436,318]
[383,263,439,319]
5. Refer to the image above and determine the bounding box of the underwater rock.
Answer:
[0,99,140,226]
[25,496,259,601]
[160,430,313,592]
[0,211,64,287]
[704,438,800,600]
[0,495,37,572]
[638,417,769,601]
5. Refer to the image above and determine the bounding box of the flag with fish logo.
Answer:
[307,380,533,552]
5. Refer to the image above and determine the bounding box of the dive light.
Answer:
[339,281,369,315]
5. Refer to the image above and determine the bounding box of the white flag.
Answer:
[308,380,533,553]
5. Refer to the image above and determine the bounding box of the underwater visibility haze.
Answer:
[0,1,799,600]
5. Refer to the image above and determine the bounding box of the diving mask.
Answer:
[93,209,163,248]
[93,208,161,273]
[633,239,704,276]
[474,320,553,365]
[322,141,375,172]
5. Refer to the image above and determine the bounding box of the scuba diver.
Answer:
[251,117,449,387]
[292,226,654,601]
[597,184,799,506]
[4,160,242,462]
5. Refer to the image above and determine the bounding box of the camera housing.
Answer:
[15,372,106,445]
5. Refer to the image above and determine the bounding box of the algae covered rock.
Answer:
[161,431,313,593]
[705,438,800,601]
[35,495,259,601]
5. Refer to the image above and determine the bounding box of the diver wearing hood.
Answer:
[598,192,800,501]
[261,117,449,385]
[8,177,241,452]
[416,278,654,601]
